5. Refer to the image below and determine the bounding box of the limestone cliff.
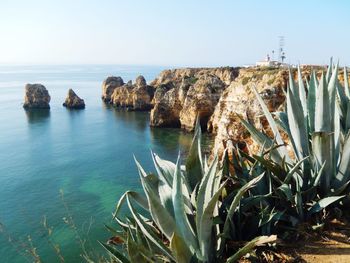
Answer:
[150,67,238,130]
[208,67,288,156]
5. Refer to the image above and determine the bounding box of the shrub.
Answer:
[240,60,350,226]
[103,121,276,262]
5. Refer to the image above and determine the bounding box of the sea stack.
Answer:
[63,89,85,109]
[102,76,124,103]
[23,83,51,109]
[110,75,154,111]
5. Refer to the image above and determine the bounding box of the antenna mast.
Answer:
[279,36,286,63]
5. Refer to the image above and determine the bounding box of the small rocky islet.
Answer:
[23,83,51,109]
[63,89,85,109]
[23,66,349,157]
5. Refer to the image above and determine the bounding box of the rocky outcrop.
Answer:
[180,75,225,130]
[150,67,238,130]
[102,76,124,103]
[23,84,51,109]
[111,75,154,110]
[208,67,288,156]
[63,89,85,109]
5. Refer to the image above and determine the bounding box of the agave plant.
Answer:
[240,59,350,225]
[102,122,276,263]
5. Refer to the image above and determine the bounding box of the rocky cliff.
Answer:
[102,66,347,157]
[101,75,154,110]
[208,67,288,156]
[150,67,239,130]
[110,75,154,110]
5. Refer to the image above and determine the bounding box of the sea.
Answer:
[0,65,212,262]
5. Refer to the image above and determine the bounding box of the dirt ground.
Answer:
[240,219,350,263]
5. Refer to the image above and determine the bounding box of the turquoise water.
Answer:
[0,65,212,262]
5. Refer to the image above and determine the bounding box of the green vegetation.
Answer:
[104,121,276,262]
[240,61,350,227]
[103,60,350,262]
[241,76,250,85]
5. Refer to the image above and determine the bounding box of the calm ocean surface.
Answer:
[0,65,212,262]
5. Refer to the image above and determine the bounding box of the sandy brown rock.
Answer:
[150,88,182,127]
[111,75,154,110]
[180,75,226,131]
[102,76,124,103]
[23,83,51,109]
[208,67,288,156]
[150,67,238,129]
[63,89,85,109]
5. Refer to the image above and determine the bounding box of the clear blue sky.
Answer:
[0,0,349,66]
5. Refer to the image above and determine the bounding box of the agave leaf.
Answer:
[315,73,331,132]
[113,191,149,227]
[333,134,350,189]
[308,70,318,132]
[288,69,299,98]
[227,235,277,263]
[173,155,199,255]
[170,232,193,263]
[222,149,230,178]
[195,155,218,236]
[284,156,309,184]
[308,195,345,215]
[336,82,347,120]
[345,100,350,131]
[239,116,283,163]
[277,184,293,201]
[326,57,333,83]
[114,191,149,217]
[127,234,149,263]
[334,101,341,162]
[223,174,265,238]
[152,152,175,186]
[344,67,350,99]
[185,118,204,191]
[99,241,131,263]
[251,85,289,161]
[286,85,309,160]
[328,63,339,131]
[199,181,226,261]
[297,65,308,119]
[312,162,326,187]
[312,132,334,195]
[141,175,176,240]
[126,195,175,260]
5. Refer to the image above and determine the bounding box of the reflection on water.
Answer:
[150,127,214,158]
[24,109,50,124]
[113,110,149,131]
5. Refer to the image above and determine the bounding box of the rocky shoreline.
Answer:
[24,65,349,157]
[99,66,289,156]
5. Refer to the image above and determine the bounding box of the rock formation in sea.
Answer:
[150,67,238,130]
[111,75,154,110]
[63,89,85,109]
[102,76,124,103]
[23,83,51,109]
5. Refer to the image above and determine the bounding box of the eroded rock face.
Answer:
[102,76,124,103]
[63,89,85,109]
[23,84,51,109]
[110,75,154,110]
[180,75,226,130]
[150,67,238,130]
[208,68,288,156]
